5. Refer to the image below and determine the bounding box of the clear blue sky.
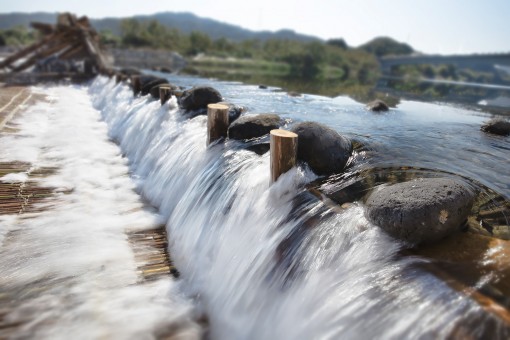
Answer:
[1,0,509,55]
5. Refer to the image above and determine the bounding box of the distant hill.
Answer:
[358,37,414,57]
[0,11,322,43]
[0,12,57,29]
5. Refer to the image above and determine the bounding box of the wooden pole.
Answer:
[270,129,298,183]
[131,75,141,95]
[207,103,229,145]
[159,86,172,105]
[115,73,127,84]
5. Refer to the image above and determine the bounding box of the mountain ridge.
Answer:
[0,11,322,43]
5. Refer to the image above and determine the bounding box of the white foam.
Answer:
[0,84,200,339]
[0,172,28,183]
[90,76,484,339]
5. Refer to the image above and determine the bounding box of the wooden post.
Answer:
[207,103,229,145]
[131,75,141,95]
[159,86,172,105]
[270,129,298,183]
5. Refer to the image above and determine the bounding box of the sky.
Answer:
[1,0,509,55]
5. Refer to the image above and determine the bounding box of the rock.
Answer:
[366,99,389,112]
[287,91,301,97]
[228,114,282,140]
[160,67,172,73]
[217,101,246,123]
[246,143,270,155]
[119,68,141,76]
[141,78,169,96]
[149,83,177,99]
[290,122,352,176]
[131,75,158,95]
[481,119,510,136]
[178,86,222,111]
[365,178,475,245]
[259,84,268,89]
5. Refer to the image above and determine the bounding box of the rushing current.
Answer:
[89,74,508,339]
[1,74,508,339]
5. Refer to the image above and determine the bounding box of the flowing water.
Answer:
[1,75,509,339]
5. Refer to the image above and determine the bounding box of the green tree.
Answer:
[327,38,348,50]
[0,26,35,46]
[120,19,151,47]
[187,31,212,55]
[284,42,326,79]
[359,37,413,57]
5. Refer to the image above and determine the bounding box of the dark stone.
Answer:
[141,78,169,96]
[217,101,246,123]
[119,68,141,76]
[228,114,282,140]
[366,99,389,112]
[149,83,177,99]
[481,119,510,136]
[160,67,172,73]
[365,178,475,245]
[246,143,270,155]
[287,91,301,97]
[291,122,352,176]
[178,86,222,111]
[131,75,158,95]
[259,84,268,89]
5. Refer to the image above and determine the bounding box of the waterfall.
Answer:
[90,76,496,339]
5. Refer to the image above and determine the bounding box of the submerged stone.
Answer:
[365,178,475,245]
[481,119,510,136]
[366,99,389,112]
[291,121,352,176]
[217,101,246,123]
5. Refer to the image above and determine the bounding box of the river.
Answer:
[0,74,509,339]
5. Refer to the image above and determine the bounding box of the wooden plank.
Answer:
[11,37,77,72]
[30,22,55,35]
[59,44,86,60]
[0,34,58,69]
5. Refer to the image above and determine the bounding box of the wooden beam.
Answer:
[0,33,58,69]
[30,22,55,35]
[159,86,172,105]
[81,31,108,72]
[11,37,77,72]
[58,42,86,60]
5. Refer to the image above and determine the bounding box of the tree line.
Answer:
[0,18,415,84]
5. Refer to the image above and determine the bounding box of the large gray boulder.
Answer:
[481,118,510,136]
[178,86,222,111]
[291,122,352,176]
[228,114,281,140]
[365,178,475,244]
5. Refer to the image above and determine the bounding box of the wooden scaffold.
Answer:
[0,12,112,83]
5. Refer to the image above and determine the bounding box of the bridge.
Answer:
[379,53,510,74]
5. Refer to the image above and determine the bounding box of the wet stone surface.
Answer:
[365,177,475,244]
